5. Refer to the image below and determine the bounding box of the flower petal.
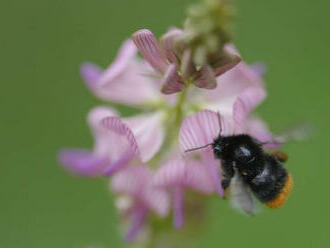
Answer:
[88,106,118,135]
[123,112,165,162]
[194,65,217,89]
[184,160,215,194]
[153,159,186,187]
[80,63,103,88]
[132,29,169,74]
[243,117,274,143]
[103,149,135,176]
[81,39,136,88]
[58,149,109,177]
[111,166,151,196]
[87,107,136,174]
[233,87,266,127]
[243,117,281,150]
[101,112,164,163]
[125,204,148,242]
[214,44,242,77]
[173,187,184,229]
[101,116,140,159]
[154,159,214,194]
[200,150,224,197]
[142,185,170,218]
[111,166,170,217]
[179,110,233,153]
[250,62,267,77]
[161,64,184,94]
[100,39,137,81]
[88,107,128,160]
[81,40,161,106]
[201,60,264,108]
[160,28,183,63]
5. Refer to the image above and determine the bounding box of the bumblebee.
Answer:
[212,134,293,215]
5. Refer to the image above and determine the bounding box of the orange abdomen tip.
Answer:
[265,173,293,209]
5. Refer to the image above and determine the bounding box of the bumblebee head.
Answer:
[213,134,263,163]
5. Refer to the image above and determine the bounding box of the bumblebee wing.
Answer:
[229,173,256,215]
[264,123,314,149]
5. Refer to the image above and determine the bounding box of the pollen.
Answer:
[265,174,293,209]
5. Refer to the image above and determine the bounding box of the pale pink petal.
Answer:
[125,204,148,242]
[58,149,109,177]
[153,159,214,194]
[123,112,165,162]
[111,166,150,196]
[243,117,274,143]
[160,28,183,63]
[81,40,161,106]
[103,149,135,176]
[88,107,131,166]
[58,107,134,177]
[99,39,137,84]
[214,44,242,77]
[132,29,169,74]
[173,187,184,229]
[101,112,165,163]
[80,63,103,88]
[141,186,170,218]
[250,62,266,76]
[184,160,215,194]
[161,64,184,94]
[179,110,234,153]
[112,166,170,217]
[200,150,224,197]
[179,111,229,197]
[194,65,217,89]
[87,106,118,134]
[200,61,265,109]
[233,87,266,127]
[243,117,281,150]
[101,116,139,161]
[153,159,186,187]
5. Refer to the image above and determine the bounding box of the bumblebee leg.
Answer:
[272,151,288,163]
[220,160,234,197]
[222,178,231,190]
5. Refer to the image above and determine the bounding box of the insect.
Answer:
[185,114,294,215]
[212,134,293,215]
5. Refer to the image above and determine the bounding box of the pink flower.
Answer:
[153,159,214,228]
[59,107,165,176]
[111,165,170,241]
[59,22,274,243]
[80,40,173,106]
[132,29,241,94]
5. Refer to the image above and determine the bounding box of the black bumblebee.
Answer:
[212,134,293,214]
[185,117,294,215]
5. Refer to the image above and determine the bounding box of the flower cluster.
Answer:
[59,0,274,245]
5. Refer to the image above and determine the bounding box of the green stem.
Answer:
[148,84,190,168]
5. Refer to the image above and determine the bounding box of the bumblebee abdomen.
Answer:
[247,155,289,204]
[265,173,293,208]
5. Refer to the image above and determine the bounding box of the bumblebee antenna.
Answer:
[184,143,212,153]
[185,111,222,153]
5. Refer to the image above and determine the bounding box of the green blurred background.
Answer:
[1,0,329,247]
